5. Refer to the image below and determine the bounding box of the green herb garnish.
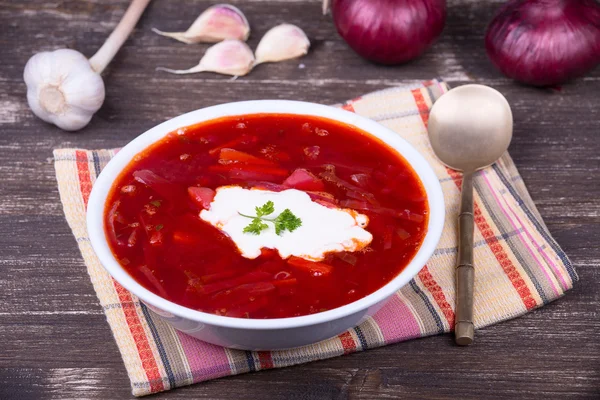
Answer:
[273,209,302,235]
[242,219,270,235]
[255,201,275,217]
[155,224,164,231]
[239,201,302,236]
[149,200,162,207]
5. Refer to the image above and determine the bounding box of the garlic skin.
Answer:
[322,0,330,15]
[24,49,105,131]
[157,40,255,76]
[254,24,310,65]
[153,4,250,44]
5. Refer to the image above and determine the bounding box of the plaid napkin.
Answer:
[54,79,577,397]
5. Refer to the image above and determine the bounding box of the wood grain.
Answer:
[1,0,599,399]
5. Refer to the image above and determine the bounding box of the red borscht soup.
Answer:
[104,114,428,319]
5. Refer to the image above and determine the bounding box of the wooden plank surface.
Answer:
[1,0,599,398]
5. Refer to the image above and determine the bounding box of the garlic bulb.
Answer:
[153,4,250,44]
[23,0,150,131]
[254,24,310,65]
[24,49,105,131]
[157,40,255,76]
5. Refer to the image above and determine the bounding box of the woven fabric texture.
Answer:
[54,80,576,396]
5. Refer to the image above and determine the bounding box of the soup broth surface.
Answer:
[105,114,429,319]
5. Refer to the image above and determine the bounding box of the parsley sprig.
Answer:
[239,201,302,235]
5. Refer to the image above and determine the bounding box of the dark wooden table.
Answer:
[1,1,599,399]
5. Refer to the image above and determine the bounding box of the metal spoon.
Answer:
[428,84,513,346]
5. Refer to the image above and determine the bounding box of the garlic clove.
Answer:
[153,4,250,44]
[254,24,310,65]
[157,40,255,76]
[24,49,105,131]
[61,62,106,111]
[322,0,330,15]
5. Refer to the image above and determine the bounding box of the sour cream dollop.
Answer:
[200,186,372,261]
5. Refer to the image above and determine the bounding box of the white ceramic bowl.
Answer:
[87,100,444,350]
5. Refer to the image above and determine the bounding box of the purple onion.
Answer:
[485,0,600,86]
[331,0,447,65]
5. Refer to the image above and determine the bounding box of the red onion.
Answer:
[329,0,447,65]
[485,0,600,86]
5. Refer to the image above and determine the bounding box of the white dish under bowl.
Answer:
[86,100,444,350]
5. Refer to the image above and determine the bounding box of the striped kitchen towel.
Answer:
[54,79,577,396]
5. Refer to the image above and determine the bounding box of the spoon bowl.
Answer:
[428,84,513,346]
[428,85,513,173]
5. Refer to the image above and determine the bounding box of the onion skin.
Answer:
[331,0,447,65]
[485,0,600,87]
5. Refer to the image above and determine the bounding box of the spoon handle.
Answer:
[455,171,475,346]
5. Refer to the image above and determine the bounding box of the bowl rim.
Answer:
[87,100,445,330]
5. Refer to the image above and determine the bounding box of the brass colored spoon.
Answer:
[428,84,513,345]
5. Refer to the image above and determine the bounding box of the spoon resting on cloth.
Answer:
[428,84,513,345]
